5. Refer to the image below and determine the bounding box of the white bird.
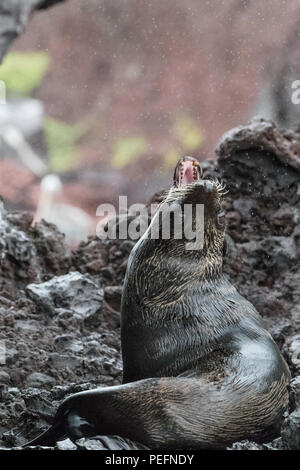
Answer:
[34,174,94,246]
[1,125,48,177]
[1,125,93,245]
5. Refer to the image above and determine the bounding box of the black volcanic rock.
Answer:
[26,271,104,328]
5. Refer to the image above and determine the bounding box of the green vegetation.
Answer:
[44,117,85,173]
[174,116,203,151]
[0,52,50,95]
[164,116,204,167]
[112,137,147,168]
[0,52,84,172]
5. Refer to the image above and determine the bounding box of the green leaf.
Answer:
[0,52,50,95]
[112,137,147,168]
[174,117,203,151]
[44,117,84,173]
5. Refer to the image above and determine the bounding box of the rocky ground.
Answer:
[0,118,300,450]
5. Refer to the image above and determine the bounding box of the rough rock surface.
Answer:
[216,118,300,343]
[281,408,300,450]
[0,118,300,450]
[26,271,105,327]
[0,0,65,62]
[216,117,300,171]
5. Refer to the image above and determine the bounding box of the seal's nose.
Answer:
[203,181,214,192]
[182,179,217,206]
[194,180,214,192]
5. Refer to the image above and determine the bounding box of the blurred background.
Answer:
[0,0,300,244]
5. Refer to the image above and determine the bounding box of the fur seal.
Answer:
[25,156,291,449]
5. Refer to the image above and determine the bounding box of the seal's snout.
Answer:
[174,156,203,188]
[196,180,214,192]
[182,179,218,207]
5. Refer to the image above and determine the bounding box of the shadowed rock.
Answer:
[0,1,66,62]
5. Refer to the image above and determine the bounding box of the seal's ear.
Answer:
[222,237,227,258]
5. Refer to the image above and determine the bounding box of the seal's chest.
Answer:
[121,318,220,382]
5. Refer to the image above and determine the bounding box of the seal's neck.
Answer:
[128,236,225,312]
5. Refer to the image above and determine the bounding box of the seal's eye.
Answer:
[217,211,225,227]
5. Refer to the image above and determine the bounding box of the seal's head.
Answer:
[129,156,227,305]
[161,156,226,265]
[133,156,227,286]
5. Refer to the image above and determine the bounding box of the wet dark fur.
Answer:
[25,179,291,449]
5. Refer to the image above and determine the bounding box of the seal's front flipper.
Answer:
[24,421,66,447]
[24,412,96,448]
